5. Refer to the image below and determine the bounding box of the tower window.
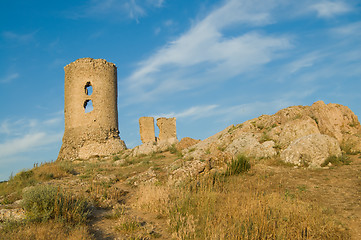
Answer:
[84,100,93,113]
[85,82,93,95]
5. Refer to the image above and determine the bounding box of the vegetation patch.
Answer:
[321,154,351,167]
[165,175,349,239]
[22,185,90,224]
[225,155,251,176]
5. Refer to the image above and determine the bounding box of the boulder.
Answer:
[176,137,201,151]
[225,133,277,158]
[269,116,320,147]
[131,138,179,157]
[308,101,360,142]
[280,134,341,167]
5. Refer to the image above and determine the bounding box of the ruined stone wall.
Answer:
[157,117,177,142]
[58,58,126,161]
[139,117,156,143]
[139,117,177,144]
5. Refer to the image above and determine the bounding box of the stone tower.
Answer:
[57,58,126,161]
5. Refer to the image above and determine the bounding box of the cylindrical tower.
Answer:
[58,58,126,160]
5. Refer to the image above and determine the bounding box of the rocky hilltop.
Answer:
[183,101,361,168]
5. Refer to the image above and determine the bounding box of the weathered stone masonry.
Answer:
[57,58,126,161]
[157,117,177,142]
[139,117,156,143]
[139,117,177,144]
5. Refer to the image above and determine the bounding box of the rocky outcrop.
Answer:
[183,101,360,167]
[280,134,341,167]
[269,116,320,148]
[225,133,277,158]
[131,138,179,157]
[0,208,25,223]
[176,137,201,151]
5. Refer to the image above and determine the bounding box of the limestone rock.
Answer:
[281,134,341,167]
[169,160,207,185]
[131,138,179,157]
[269,116,320,147]
[0,208,25,222]
[176,137,201,151]
[182,101,360,166]
[225,133,276,158]
[308,101,360,142]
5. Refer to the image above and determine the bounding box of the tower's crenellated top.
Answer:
[64,57,116,69]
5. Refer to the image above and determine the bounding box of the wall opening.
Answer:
[85,82,93,96]
[84,99,93,113]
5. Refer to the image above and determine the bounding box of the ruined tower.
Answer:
[57,58,126,161]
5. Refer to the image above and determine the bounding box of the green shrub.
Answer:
[0,170,37,204]
[22,185,90,224]
[225,155,251,176]
[168,144,178,154]
[321,154,351,167]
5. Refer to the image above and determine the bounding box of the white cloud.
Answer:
[153,99,294,124]
[0,73,19,83]
[147,0,164,8]
[0,132,61,158]
[286,52,322,74]
[331,21,361,36]
[0,114,63,159]
[154,105,219,120]
[123,0,291,104]
[68,0,164,21]
[310,1,351,18]
[2,31,37,43]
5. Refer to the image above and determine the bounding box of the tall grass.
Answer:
[225,154,251,176]
[22,185,90,224]
[0,161,75,204]
[135,173,349,239]
[0,221,93,240]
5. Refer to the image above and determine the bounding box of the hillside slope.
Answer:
[1,101,360,239]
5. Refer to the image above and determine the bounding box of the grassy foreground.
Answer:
[0,151,355,239]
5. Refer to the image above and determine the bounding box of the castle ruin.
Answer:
[139,117,156,143]
[57,58,126,161]
[139,117,177,144]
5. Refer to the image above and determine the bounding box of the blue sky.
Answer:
[1,0,360,181]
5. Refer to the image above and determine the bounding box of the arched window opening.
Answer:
[84,99,93,113]
[85,82,93,96]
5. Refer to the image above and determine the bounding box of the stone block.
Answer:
[139,117,156,143]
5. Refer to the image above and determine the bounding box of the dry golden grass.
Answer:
[134,173,350,240]
[132,183,170,215]
[0,221,93,240]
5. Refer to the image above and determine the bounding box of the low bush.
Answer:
[225,155,251,176]
[22,185,90,224]
[321,154,351,167]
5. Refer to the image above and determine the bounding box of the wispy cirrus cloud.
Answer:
[331,21,361,36]
[154,105,219,120]
[2,31,37,43]
[153,99,294,125]
[68,0,164,22]
[309,1,351,18]
[0,73,19,83]
[0,114,63,158]
[0,132,61,159]
[122,0,291,104]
